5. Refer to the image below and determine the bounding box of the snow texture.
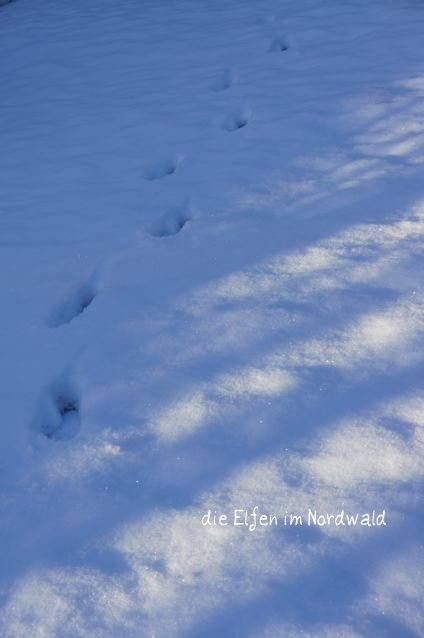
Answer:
[0,0,423,636]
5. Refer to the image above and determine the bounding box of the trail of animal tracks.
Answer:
[0,0,423,635]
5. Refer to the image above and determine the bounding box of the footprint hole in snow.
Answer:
[149,206,192,237]
[36,383,81,442]
[211,68,233,91]
[222,110,249,132]
[269,35,289,52]
[143,157,179,181]
[48,279,97,328]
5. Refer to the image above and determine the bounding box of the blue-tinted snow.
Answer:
[0,0,423,635]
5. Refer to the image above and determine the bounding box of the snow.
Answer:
[0,0,423,635]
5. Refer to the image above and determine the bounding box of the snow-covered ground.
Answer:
[1,0,423,635]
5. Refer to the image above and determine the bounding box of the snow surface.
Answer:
[0,0,423,636]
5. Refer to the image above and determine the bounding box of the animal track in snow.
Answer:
[269,35,289,52]
[144,157,179,181]
[34,382,81,441]
[48,277,97,328]
[211,68,233,91]
[148,204,192,237]
[222,107,250,132]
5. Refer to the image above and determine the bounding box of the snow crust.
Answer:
[0,0,423,635]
